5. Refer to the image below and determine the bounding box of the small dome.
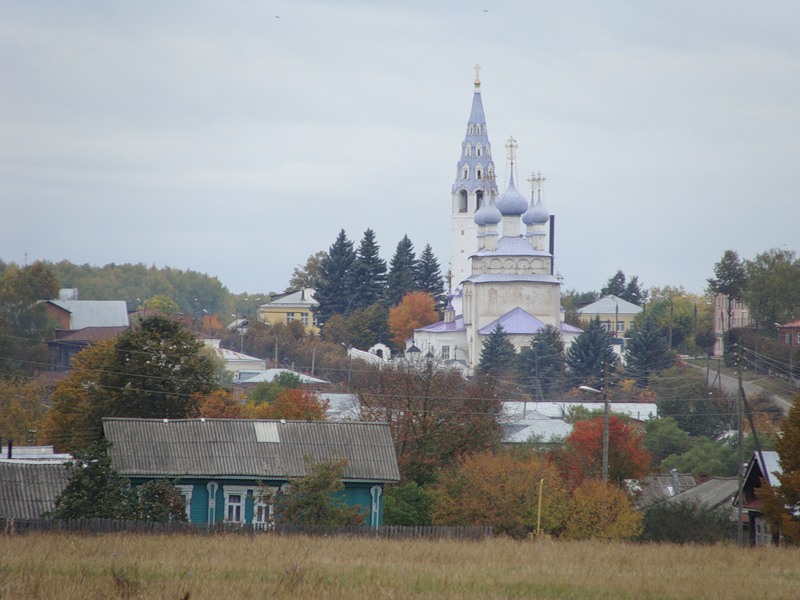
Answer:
[523,197,549,226]
[473,201,490,226]
[495,176,528,216]
[484,198,502,225]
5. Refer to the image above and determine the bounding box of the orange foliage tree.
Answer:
[563,479,642,540]
[244,388,328,420]
[556,415,650,486]
[196,389,244,418]
[431,450,571,537]
[387,291,439,348]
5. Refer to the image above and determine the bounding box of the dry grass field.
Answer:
[1,533,799,599]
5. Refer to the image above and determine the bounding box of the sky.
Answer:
[2,1,798,298]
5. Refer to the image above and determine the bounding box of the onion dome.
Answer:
[484,196,502,225]
[523,196,549,226]
[495,173,528,216]
[473,201,490,226]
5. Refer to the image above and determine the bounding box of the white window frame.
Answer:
[176,484,194,522]
[286,312,295,324]
[224,485,251,524]
[254,486,278,530]
[301,312,309,326]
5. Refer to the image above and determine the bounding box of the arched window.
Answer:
[476,169,482,179]
[459,190,468,212]
[462,167,468,180]
[476,147,482,157]
[476,190,483,209]
[468,124,474,135]
[476,124,482,134]
[464,144,471,157]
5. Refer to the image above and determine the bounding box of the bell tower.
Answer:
[450,65,497,288]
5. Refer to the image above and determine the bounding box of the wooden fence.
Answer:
[2,518,492,541]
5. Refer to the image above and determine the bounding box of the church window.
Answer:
[441,346,450,360]
[461,230,465,236]
[459,190,467,212]
[476,124,482,134]
[462,167,468,180]
[468,124,474,135]
[476,169,482,179]
[465,145,471,157]
[477,147,482,157]
[476,190,483,209]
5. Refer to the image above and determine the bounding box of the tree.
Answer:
[707,249,747,334]
[431,450,571,537]
[517,324,566,399]
[565,317,617,388]
[314,230,356,324]
[760,394,800,542]
[244,388,328,420]
[557,416,650,486]
[415,244,446,311]
[562,479,642,540]
[641,499,733,544]
[271,458,365,526]
[387,292,439,348]
[743,248,800,329]
[346,229,387,312]
[623,275,648,306]
[477,323,516,381]
[624,316,675,387]
[287,250,328,291]
[0,378,48,444]
[353,363,501,485]
[383,482,433,526]
[600,270,647,305]
[601,270,627,298]
[651,365,728,438]
[385,235,418,307]
[197,389,244,418]
[344,303,390,350]
[136,479,187,522]
[103,316,217,419]
[141,294,180,316]
[49,441,138,519]
[643,417,692,466]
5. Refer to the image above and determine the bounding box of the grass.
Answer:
[1,533,799,599]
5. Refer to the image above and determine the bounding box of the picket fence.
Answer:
[2,518,492,541]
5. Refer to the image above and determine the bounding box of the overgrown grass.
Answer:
[1,533,799,598]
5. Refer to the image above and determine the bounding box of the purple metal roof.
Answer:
[478,307,547,335]
[416,314,466,333]
[472,236,552,257]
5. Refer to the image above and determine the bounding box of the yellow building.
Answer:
[257,288,319,334]
[577,294,642,336]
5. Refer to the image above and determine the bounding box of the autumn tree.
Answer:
[566,316,617,388]
[516,324,566,399]
[624,316,675,387]
[353,362,501,485]
[385,235,418,307]
[288,250,328,291]
[314,230,356,324]
[415,244,446,311]
[387,291,439,348]
[0,378,48,444]
[562,479,642,540]
[244,388,328,420]
[556,415,650,486]
[141,294,180,316]
[431,450,571,537]
[643,417,692,466]
[346,229,387,312]
[197,389,244,418]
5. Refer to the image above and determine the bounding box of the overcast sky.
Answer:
[2,1,798,298]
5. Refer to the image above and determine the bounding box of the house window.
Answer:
[254,486,277,530]
[176,485,194,521]
[286,312,295,323]
[301,313,309,326]
[617,322,625,332]
[441,345,450,360]
[602,321,612,333]
[226,493,243,523]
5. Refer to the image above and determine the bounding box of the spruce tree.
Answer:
[314,230,356,324]
[477,323,516,379]
[517,324,566,400]
[566,317,617,387]
[624,316,675,387]
[347,229,387,312]
[415,244,446,312]
[385,235,418,307]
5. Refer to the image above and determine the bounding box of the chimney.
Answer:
[671,468,680,496]
[6,439,12,459]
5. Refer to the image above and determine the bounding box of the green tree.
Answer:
[565,317,617,387]
[383,482,433,526]
[643,417,692,466]
[314,230,356,324]
[743,248,800,329]
[287,250,327,291]
[272,458,365,527]
[601,271,627,298]
[103,316,217,419]
[346,229,387,312]
[651,365,728,438]
[600,271,647,305]
[49,441,138,519]
[345,303,390,350]
[136,480,187,522]
[707,249,747,334]
[477,323,516,380]
[415,244,446,312]
[641,500,733,544]
[517,324,566,399]
[385,235,418,307]
[142,294,180,316]
[624,316,675,387]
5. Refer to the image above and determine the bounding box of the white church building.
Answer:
[412,69,582,373]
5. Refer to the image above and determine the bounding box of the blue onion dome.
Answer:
[474,200,491,226]
[484,197,502,225]
[495,174,528,216]
[523,196,549,226]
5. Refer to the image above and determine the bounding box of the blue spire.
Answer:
[452,66,498,197]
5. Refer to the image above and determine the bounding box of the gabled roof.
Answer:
[744,450,782,488]
[103,418,400,483]
[667,477,739,509]
[263,288,317,308]
[0,461,69,519]
[415,314,466,333]
[577,295,643,315]
[478,307,547,335]
[47,300,130,328]
[630,473,697,508]
[237,368,328,385]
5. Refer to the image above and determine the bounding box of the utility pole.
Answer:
[736,346,744,546]
[602,360,609,484]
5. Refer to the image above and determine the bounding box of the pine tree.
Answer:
[415,244,446,311]
[314,230,356,324]
[601,271,627,298]
[385,235,418,307]
[517,324,566,399]
[478,323,517,379]
[566,317,617,387]
[347,229,387,312]
[624,316,675,387]
[707,249,747,333]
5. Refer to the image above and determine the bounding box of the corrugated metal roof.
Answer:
[478,307,546,335]
[577,295,643,315]
[48,300,130,328]
[667,477,738,509]
[631,473,698,508]
[238,369,328,385]
[103,418,400,483]
[0,461,69,519]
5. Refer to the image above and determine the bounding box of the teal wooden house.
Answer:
[103,418,400,528]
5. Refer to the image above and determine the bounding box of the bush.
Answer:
[641,500,734,544]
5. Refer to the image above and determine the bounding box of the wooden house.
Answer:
[103,418,400,528]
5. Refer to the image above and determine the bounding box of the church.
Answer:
[412,69,582,373]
